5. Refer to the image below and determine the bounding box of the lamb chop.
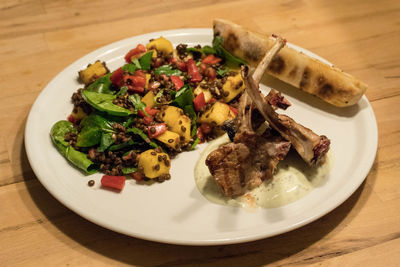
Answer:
[241,66,330,165]
[206,36,291,197]
[206,36,331,197]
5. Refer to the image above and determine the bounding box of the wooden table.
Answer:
[1,0,399,265]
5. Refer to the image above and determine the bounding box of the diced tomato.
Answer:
[101,175,126,191]
[124,44,146,63]
[196,127,205,144]
[177,61,187,71]
[110,67,123,87]
[147,123,167,138]
[202,54,222,65]
[229,106,238,115]
[170,75,184,90]
[187,58,202,82]
[199,63,207,74]
[193,92,206,111]
[200,123,213,134]
[67,114,78,125]
[138,107,159,117]
[123,74,146,93]
[134,70,146,78]
[131,172,143,181]
[142,115,154,125]
[205,67,216,80]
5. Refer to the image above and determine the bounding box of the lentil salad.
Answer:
[50,35,247,190]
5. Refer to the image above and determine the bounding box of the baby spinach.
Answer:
[86,73,113,94]
[97,132,115,152]
[127,127,158,148]
[172,85,194,109]
[122,167,137,175]
[128,94,147,115]
[138,51,153,71]
[82,90,132,116]
[50,120,97,174]
[109,139,135,151]
[212,36,247,68]
[122,63,137,74]
[77,114,114,147]
[155,65,182,76]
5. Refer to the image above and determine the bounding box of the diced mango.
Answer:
[142,91,156,107]
[78,61,109,85]
[155,130,180,150]
[198,102,236,126]
[194,82,213,103]
[222,73,245,102]
[161,106,191,143]
[138,149,171,179]
[146,37,173,55]
[145,74,151,89]
[71,107,87,120]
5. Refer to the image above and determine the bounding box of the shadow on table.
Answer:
[16,119,379,266]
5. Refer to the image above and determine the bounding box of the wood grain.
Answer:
[1,0,399,265]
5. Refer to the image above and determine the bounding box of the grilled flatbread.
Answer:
[213,19,367,107]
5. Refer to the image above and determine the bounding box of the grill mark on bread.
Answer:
[318,83,334,98]
[288,66,298,78]
[225,31,239,52]
[300,67,311,89]
[268,55,285,74]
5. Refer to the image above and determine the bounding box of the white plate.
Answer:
[25,29,378,245]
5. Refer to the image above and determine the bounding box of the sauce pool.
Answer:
[194,134,332,209]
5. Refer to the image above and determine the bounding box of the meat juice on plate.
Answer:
[194,134,332,209]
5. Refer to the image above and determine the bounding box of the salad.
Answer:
[50,35,247,189]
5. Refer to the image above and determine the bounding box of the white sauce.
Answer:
[194,134,332,209]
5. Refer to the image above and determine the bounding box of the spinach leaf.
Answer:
[50,120,77,156]
[212,36,247,68]
[86,73,113,94]
[216,67,230,77]
[97,132,115,152]
[155,65,182,76]
[109,139,135,151]
[65,146,97,174]
[116,86,128,97]
[82,90,132,116]
[183,104,197,137]
[132,58,141,69]
[128,94,147,115]
[122,167,137,175]
[202,45,216,55]
[122,63,137,74]
[191,137,200,150]
[126,127,158,148]
[77,114,114,147]
[123,116,134,128]
[172,85,194,109]
[50,120,97,174]
[138,51,153,71]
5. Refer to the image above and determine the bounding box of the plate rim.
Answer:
[24,28,378,245]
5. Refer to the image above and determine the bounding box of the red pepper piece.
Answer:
[208,98,217,104]
[199,63,207,74]
[196,127,205,144]
[142,115,154,125]
[67,114,78,125]
[147,123,167,138]
[138,107,159,117]
[177,61,187,71]
[229,106,238,115]
[200,123,213,134]
[187,58,202,82]
[124,44,146,63]
[123,74,146,93]
[131,172,143,181]
[193,92,206,111]
[170,75,184,90]
[204,67,216,80]
[202,54,222,65]
[110,67,123,87]
[101,175,126,191]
